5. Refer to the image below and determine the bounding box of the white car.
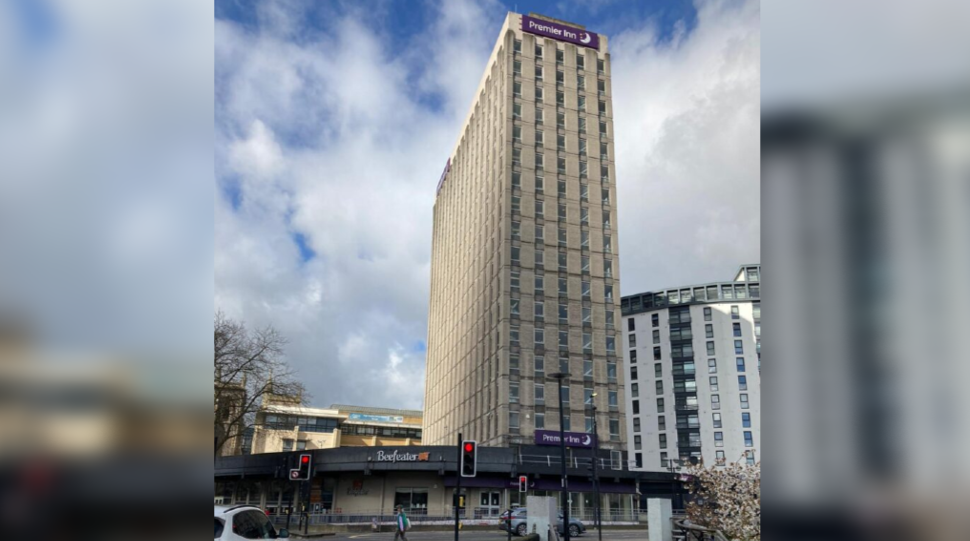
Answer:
[215,505,291,539]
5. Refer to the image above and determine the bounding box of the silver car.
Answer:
[499,508,586,537]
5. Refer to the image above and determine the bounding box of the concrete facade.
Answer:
[424,11,625,457]
[621,265,761,472]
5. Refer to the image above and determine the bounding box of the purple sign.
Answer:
[535,430,597,448]
[521,15,600,50]
[436,158,451,195]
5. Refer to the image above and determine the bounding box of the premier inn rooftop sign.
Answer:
[521,15,600,50]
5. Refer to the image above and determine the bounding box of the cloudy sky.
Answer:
[214,0,760,410]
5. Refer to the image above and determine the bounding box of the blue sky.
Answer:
[213,0,760,410]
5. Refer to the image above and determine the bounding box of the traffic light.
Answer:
[290,453,312,481]
[460,440,477,477]
[518,475,528,493]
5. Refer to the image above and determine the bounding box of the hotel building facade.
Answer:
[424,12,626,458]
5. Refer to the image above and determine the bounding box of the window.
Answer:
[738,375,747,390]
[740,393,749,409]
[632,400,640,415]
[510,412,520,430]
[536,107,544,124]
[535,356,544,378]
[557,179,566,196]
[713,413,722,428]
[714,431,724,447]
[746,450,756,465]
[652,330,660,344]
[511,298,520,316]
[511,270,520,291]
[659,434,667,449]
[742,412,751,428]
[558,249,566,267]
[535,249,544,266]
[704,307,712,321]
[600,120,607,134]
[744,431,753,447]
[755,322,761,337]
[716,450,726,465]
[583,332,592,353]
[536,65,543,80]
[628,318,636,332]
[558,204,566,222]
[580,230,589,249]
[579,138,587,155]
[535,224,545,242]
[580,183,589,201]
[584,359,594,378]
[535,384,545,405]
[512,172,522,189]
[582,280,591,298]
[535,200,544,219]
[651,314,659,327]
[608,390,618,409]
[710,376,719,392]
[654,346,661,360]
[512,246,520,263]
[535,152,544,171]
[654,363,662,378]
[557,91,564,106]
[510,383,519,403]
[559,330,568,347]
[602,189,610,206]
[660,452,668,468]
[580,160,588,176]
[579,116,587,133]
[634,435,642,450]
[556,70,564,83]
[282,439,294,452]
[631,365,638,380]
[535,86,544,101]
[560,385,570,403]
[556,48,564,63]
[534,328,544,345]
[577,54,585,68]
[601,164,609,180]
[514,39,521,53]
[603,210,611,229]
[633,417,640,432]
[711,394,720,410]
[563,415,571,431]
[578,95,586,111]
[655,381,663,394]
[657,398,664,413]
[510,326,520,346]
[535,274,544,292]
[511,221,521,240]
[558,277,567,295]
[599,100,606,114]
[535,44,543,57]
[513,126,522,143]
[631,383,639,398]
[707,342,715,356]
[658,416,666,431]
[513,103,521,119]
[735,340,744,355]
[535,413,545,429]
[578,75,585,90]
[513,147,521,165]
[605,284,614,301]
[708,359,717,373]
[557,112,565,127]
[705,324,713,338]
[580,207,589,225]
[514,81,522,96]
[731,306,739,319]
[753,302,761,319]
[733,322,742,337]
[560,357,569,374]
[600,142,608,158]
[606,336,615,353]
[536,175,544,193]
[629,334,637,348]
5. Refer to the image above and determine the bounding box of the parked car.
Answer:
[215,505,290,539]
[499,508,586,537]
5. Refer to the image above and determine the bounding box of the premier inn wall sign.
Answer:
[521,15,600,50]
[374,450,430,463]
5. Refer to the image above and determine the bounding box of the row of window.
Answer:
[512,218,612,244]
[512,102,610,135]
[511,145,612,178]
[510,325,619,353]
[512,78,608,113]
[510,382,618,408]
[624,289,761,315]
[512,355,619,382]
[510,281,615,311]
[510,233,612,262]
[513,38,606,74]
[508,411,619,437]
[511,135,610,160]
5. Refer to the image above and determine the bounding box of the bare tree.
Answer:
[214,311,306,456]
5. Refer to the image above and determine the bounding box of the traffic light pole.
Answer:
[591,405,601,541]
[303,479,310,536]
[455,431,462,541]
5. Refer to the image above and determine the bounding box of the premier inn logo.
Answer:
[375,450,430,463]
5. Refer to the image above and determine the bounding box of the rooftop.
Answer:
[330,404,423,418]
[621,264,761,316]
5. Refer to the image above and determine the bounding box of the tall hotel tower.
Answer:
[424,12,625,454]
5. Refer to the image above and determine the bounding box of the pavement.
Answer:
[322,530,649,541]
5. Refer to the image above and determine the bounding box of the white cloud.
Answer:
[612,0,761,292]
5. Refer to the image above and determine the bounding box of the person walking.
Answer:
[394,505,409,541]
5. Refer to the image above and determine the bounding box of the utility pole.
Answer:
[455,431,462,541]
[590,401,602,541]
[550,372,571,541]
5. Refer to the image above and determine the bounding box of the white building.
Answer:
[620,265,761,471]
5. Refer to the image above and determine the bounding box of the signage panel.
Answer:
[534,429,597,448]
[349,413,404,423]
[521,15,600,50]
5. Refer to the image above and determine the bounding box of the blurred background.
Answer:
[763,0,970,539]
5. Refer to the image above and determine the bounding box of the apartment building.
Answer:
[424,12,625,454]
[620,265,761,471]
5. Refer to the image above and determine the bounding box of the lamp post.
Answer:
[587,394,602,541]
[549,372,571,541]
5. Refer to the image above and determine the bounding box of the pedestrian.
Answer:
[394,505,409,541]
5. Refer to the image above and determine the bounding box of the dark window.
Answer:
[628,318,635,331]
[632,400,640,414]
[735,341,744,355]
[653,346,661,360]
[738,375,747,390]
[704,307,712,321]
[654,363,662,378]
[731,306,740,319]
[733,323,742,337]
[630,350,637,363]
[656,398,664,413]
[652,313,659,327]
[742,412,751,428]
[233,510,276,539]
[630,365,638,380]
[635,453,642,468]
[705,324,713,338]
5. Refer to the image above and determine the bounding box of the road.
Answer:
[340,530,648,541]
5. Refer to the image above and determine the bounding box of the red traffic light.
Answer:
[520,476,527,482]
[301,456,310,463]
[464,443,474,452]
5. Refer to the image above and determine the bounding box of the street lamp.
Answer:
[548,372,571,541]
[587,393,602,541]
